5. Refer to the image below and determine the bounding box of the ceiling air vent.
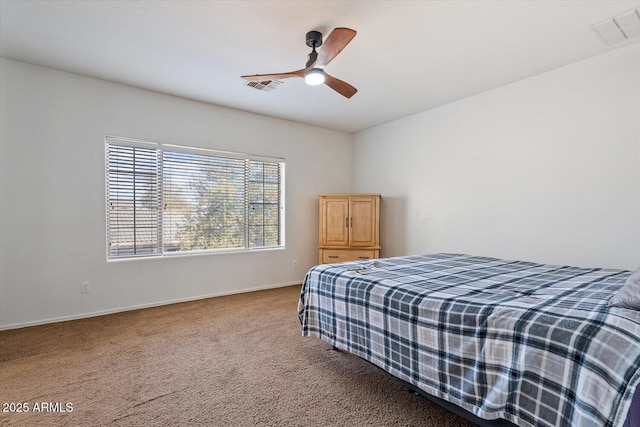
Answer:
[592,7,640,45]
[245,80,283,92]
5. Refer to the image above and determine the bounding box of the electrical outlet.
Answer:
[292,260,298,269]
[81,281,90,294]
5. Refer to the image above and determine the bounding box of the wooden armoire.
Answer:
[318,194,380,264]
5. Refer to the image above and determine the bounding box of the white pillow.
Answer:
[609,269,640,310]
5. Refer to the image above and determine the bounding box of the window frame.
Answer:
[105,136,285,260]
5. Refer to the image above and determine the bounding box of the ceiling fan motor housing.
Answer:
[306,31,323,48]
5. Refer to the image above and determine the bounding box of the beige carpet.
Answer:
[1,285,474,426]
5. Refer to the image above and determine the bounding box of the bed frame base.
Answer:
[403,382,517,427]
[333,346,517,427]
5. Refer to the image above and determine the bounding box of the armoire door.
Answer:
[319,197,349,247]
[349,196,378,247]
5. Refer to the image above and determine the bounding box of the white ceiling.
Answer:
[1,0,639,134]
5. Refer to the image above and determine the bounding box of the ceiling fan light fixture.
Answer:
[304,68,325,86]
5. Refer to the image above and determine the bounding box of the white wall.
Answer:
[0,58,352,329]
[2,43,638,330]
[353,43,640,270]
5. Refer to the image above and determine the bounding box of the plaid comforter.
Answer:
[298,253,640,427]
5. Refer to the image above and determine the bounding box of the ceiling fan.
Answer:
[241,27,357,99]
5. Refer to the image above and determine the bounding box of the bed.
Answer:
[298,253,640,427]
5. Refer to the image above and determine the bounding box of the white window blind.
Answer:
[106,137,284,259]
[106,143,162,257]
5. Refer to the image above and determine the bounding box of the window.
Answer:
[105,137,284,259]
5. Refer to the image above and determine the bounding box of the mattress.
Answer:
[298,253,640,427]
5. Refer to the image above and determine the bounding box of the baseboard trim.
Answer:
[0,281,301,331]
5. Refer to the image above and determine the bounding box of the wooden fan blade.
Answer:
[241,67,309,81]
[324,72,357,99]
[316,27,356,68]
